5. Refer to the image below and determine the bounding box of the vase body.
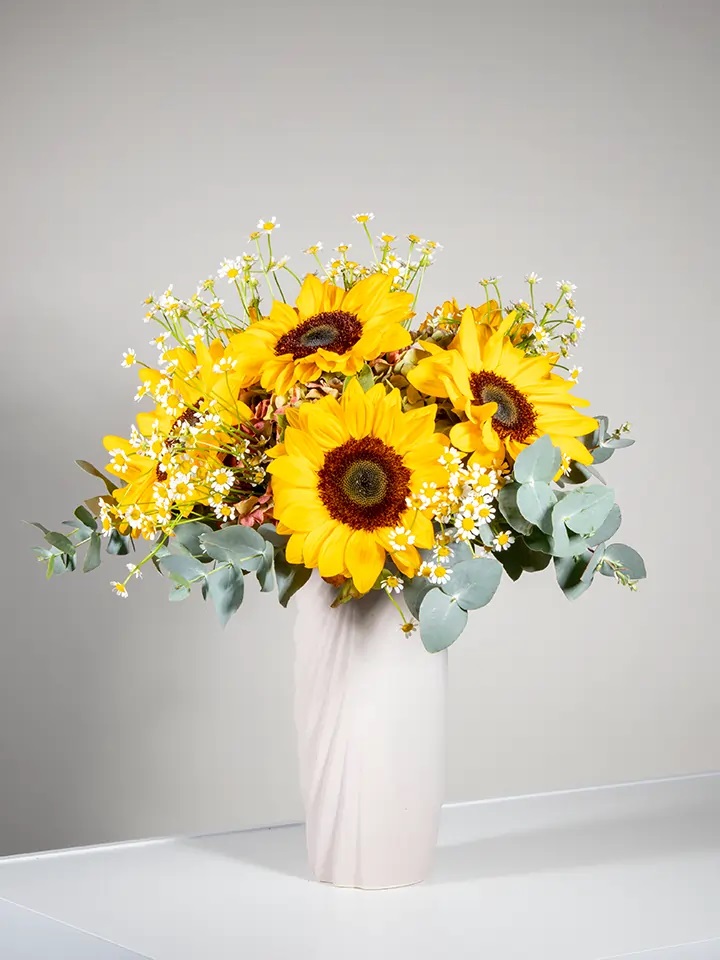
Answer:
[293,573,447,889]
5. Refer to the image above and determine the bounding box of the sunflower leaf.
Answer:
[441,557,503,611]
[419,588,468,653]
[513,435,562,485]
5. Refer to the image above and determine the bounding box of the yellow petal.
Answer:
[345,530,385,594]
[317,523,351,578]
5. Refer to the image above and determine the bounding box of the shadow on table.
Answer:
[182,823,312,882]
[429,802,720,885]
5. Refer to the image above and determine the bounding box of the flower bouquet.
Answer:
[30,214,645,887]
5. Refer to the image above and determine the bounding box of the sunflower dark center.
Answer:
[469,371,537,441]
[317,436,411,531]
[275,310,362,360]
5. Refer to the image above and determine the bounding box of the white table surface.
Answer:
[1,774,719,960]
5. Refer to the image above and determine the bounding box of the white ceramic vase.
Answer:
[293,573,447,889]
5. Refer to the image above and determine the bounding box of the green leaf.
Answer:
[513,435,561,485]
[584,416,609,451]
[440,557,502,611]
[554,553,593,600]
[275,555,312,607]
[207,565,245,626]
[44,531,76,557]
[257,523,287,548]
[356,363,375,392]
[200,526,265,570]
[83,532,102,572]
[106,529,131,555]
[171,521,214,559]
[403,573,434,618]
[591,446,615,464]
[75,459,117,494]
[159,554,208,584]
[497,483,535,535]
[256,541,275,593]
[600,543,646,580]
[419,589,468,653]
[516,481,557,534]
[585,504,622,548]
[499,538,552,579]
[26,520,50,535]
[169,582,191,602]
[74,505,97,531]
[604,437,635,450]
[554,487,616,536]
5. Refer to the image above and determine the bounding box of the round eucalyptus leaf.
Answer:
[441,557,503,611]
[554,486,615,536]
[498,483,535,535]
[419,588,468,653]
[513,435,562,485]
[600,543,646,580]
[517,481,557,533]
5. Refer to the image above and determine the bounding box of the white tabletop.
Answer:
[0,774,719,960]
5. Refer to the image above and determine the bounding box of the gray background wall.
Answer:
[1,0,717,858]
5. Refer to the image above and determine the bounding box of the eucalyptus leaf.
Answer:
[585,504,622,548]
[159,554,208,584]
[75,459,117,494]
[26,520,50,535]
[403,573,434,618]
[604,437,635,449]
[200,526,266,569]
[600,543,646,580]
[74,505,97,531]
[275,555,312,607]
[257,523,287,548]
[441,557,502,611]
[207,565,245,626]
[554,553,594,600]
[106,529,131,556]
[553,487,615,536]
[171,521,214,559]
[590,446,615,465]
[169,582,191,602]
[513,435,561,485]
[497,483,535,535]
[256,541,276,593]
[419,588,468,653]
[83,532,102,572]
[44,531,76,557]
[517,482,557,534]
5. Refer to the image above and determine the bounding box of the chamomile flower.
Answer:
[110,581,128,598]
[126,563,143,580]
[149,333,169,350]
[257,217,278,233]
[211,467,235,493]
[304,242,323,255]
[493,531,515,552]
[438,447,464,469]
[268,256,290,272]
[418,562,433,578]
[455,512,481,538]
[406,234,424,244]
[108,449,130,474]
[557,280,577,295]
[468,465,498,495]
[389,526,416,550]
[377,233,396,244]
[215,502,236,521]
[213,356,237,374]
[401,620,417,635]
[475,501,496,524]
[433,542,454,561]
[571,316,586,334]
[428,564,451,585]
[353,212,374,223]
[217,258,242,282]
[569,365,583,381]
[334,242,352,254]
[525,272,542,284]
[381,574,403,594]
[121,348,137,368]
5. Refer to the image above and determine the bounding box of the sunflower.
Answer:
[227,273,413,395]
[408,307,597,467]
[267,379,448,593]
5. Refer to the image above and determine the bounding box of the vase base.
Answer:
[314,876,425,891]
